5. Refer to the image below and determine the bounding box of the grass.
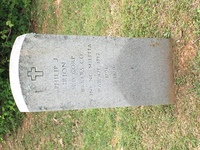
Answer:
[1,0,200,149]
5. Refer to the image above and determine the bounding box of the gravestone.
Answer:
[9,34,174,112]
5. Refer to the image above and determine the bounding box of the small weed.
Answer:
[175,77,185,85]
[0,0,31,142]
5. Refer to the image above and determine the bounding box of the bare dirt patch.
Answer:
[176,37,198,73]
[105,0,122,36]
[21,113,33,135]
[53,0,62,18]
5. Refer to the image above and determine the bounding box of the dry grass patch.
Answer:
[105,0,123,36]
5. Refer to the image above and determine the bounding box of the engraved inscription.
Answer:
[51,43,118,96]
[62,62,68,85]
[53,58,59,90]
[112,66,117,79]
[96,53,101,93]
[104,67,109,78]
[87,44,93,102]
[71,56,76,90]
[27,67,44,81]
[79,54,85,92]
[88,44,92,69]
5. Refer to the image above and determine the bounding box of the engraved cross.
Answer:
[27,67,44,81]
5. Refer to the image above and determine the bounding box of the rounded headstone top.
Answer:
[9,34,30,112]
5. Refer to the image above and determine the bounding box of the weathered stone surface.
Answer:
[9,34,174,112]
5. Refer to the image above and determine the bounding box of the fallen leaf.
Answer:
[59,138,64,148]
[53,118,60,125]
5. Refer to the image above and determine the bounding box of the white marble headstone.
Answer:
[9,34,174,112]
